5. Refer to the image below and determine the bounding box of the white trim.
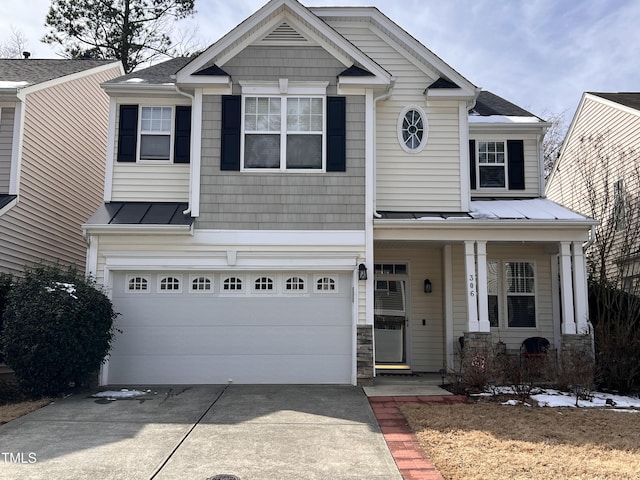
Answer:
[104,97,117,201]
[192,229,365,246]
[239,80,329,96]
[86,235,99,279]
[82,224,192,236]
[351,267,358,385]
[459,102,470,211]
[559,242,576,334]
[464,241,479,331]
[551,254,562,352]
[397,105,428,154]
[8,100,23,195]
[365,89,375,326]
[572,241,589,334]
[476,241,490,332]
[190,89,203,217]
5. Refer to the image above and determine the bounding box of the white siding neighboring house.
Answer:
[0,59,124,274]
[83,0,596,386]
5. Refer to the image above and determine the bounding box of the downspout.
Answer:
[175,84,194,216]
[372,78,396,218]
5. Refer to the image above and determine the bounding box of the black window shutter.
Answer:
[117,105,138,162]
[221,95,241,171]
[469,139,476,189]
[326,96,346,172]
[507,140,525,190]
[174,106,191,164]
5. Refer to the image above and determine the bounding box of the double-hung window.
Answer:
[139,106,172,161]
[505,262,536,327]
[478,141,506,188]
[241,84,325,171]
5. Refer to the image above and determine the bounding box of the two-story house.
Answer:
[83,0,596,386]
[0,59,123,274]
[547,92,640,293]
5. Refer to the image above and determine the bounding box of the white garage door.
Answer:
[107,271,353,384]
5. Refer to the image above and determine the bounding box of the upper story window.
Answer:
[140,107,172,161]
[470,139,525,191]
[397,106,428,153]
[117,104,191,164]
[243,95,324,170]
[478,141,506,188]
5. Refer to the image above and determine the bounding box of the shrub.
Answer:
[1,265,117,396]
[0,272,13,363]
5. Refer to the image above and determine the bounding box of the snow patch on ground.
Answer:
[92,389,149,399]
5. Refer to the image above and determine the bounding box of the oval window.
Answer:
[397,106,428,153]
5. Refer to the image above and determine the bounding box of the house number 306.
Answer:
[468,274,476,297]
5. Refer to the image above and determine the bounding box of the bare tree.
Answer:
[541,110,567,180]
[0,27,28,59]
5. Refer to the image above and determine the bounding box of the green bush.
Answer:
[0,272,13,363]
[1,265,117,396]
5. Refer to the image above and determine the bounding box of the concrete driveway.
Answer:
[0,385,401,480]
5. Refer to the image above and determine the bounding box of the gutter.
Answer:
[372,78,396,218]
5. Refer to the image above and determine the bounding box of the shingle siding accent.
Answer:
[197,95,365,230]
[0,107,15,193]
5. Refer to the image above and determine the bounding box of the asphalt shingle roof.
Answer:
[105,57,193,85]
[0,59,116,86]
[589,92,640,112]
[472,90,538,117]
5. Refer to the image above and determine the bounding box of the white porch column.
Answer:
[572,241,589,334]
[444,245,454,369]
[464,241,479,331]
[559,242,577,334]
[476,241,490,332]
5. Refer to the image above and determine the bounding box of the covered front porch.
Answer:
[369,199,597,376]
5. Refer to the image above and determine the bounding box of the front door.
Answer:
[374,279,408,366]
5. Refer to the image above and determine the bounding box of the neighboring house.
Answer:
[546,92,640,293]
[0,59,124,274]
[83,0,596,386]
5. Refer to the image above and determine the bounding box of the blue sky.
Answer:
[2,0,640,124]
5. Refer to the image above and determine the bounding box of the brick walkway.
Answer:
[369,395,468,480]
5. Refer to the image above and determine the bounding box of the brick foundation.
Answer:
[357,324,374,385]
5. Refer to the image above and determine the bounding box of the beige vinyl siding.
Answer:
[470,133,541,197]
[327,21,464,211]
[0,106,15,192]
[111,163,190,201]
[547,96,640,216]
[0,65,121,274]
[451,244,555,353]
[375,244,445,371]
[111,100,191,202]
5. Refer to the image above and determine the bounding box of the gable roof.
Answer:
[104,56,192,87]
[0,59,116,87]
[175,0,391,87]
[589,92,640,112]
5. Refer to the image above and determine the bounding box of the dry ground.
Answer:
[401,402,640,480]
[0,380,52,425]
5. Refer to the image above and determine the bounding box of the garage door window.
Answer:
[316,276,337,292]
[254,277,275,292]
[191,276,212,292]
[159,276,182,293]
[127,276,149,292]
[285,276,306,292]
[223,276,243,291]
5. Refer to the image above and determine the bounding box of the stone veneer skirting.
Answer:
[357,325,374,385]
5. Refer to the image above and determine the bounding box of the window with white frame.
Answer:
[254,276,274,292]
[159,275,181,292]
[397,106,427,153]
[243,95,324,170]
[223,276,243,291]
[139,106,172,161]
[285,276,306,292]
[505,262,536,327]
[127,276,149,292]
[477,141,506,188]
[316,276,336,292]
[191,276,212,292]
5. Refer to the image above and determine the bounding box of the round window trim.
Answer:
[397,105,428,153]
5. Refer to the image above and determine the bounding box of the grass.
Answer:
[401,402,640,480]
[0,379,52,425]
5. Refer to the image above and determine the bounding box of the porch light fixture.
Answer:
[358,263,368,281]
[424,279,432,293]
